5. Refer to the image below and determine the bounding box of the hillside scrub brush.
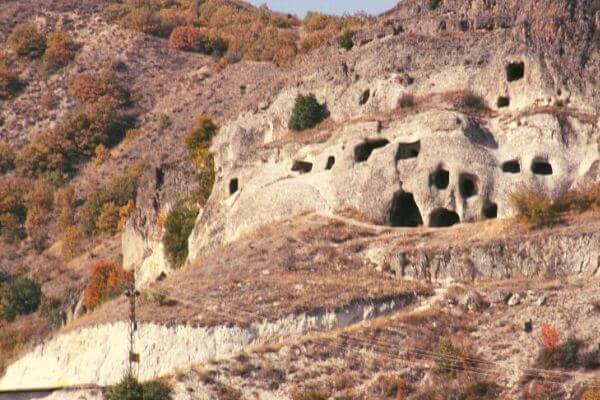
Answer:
[288,93,327,131]
[44,30,78,73]
[7,22,46,58]
[0,65,24,99]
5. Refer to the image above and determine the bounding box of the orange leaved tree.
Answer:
[83,260,132,310]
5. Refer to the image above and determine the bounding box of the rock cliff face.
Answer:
[103,0,600,281]
[186,62,599,264]
[122,161,199,287]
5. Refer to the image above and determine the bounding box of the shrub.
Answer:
[94,144,110,165]
[536,336,581,369]
[60,225,83,261]
[560,337,580,368]
[44,30,78,73]
[158,114,172,132]
[79,171,139,236]
[1,277,42,321]
[457,91,487,110]
[582,349,600,370]
[40,295,66,328]
[429,0,442,10]
[83,260,132,310]
[338,29,354,51]
[539,324,560,350]
[512,183,600,227]
[553,183,600,213]
[510,189,558,227]
[24,180,53,248]
[96,202,121,235]
[580,381,600,400]
[154,7,195,37]
[0,65,24,99]
[121,6,160,35]
[0,141,15,173]
[7,22,46,58]
[70,71,129,106]
[17,99,132,177]
[105,374,172,400]
[163,202,199,268]
[0,177,27,243]
[185,116,218,203]
[370,374,408,398]
[54,186,76,230]
[185,115,218,154]
[196,149,215,203]
[292,391,327,400]
[101,3,130,23]
[288,93,327,131]
[398,93,415,108]
[168,26,227,55]
[434,337,463,373]
[298,31,329,53]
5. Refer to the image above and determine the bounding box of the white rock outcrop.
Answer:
[0,296,414,389]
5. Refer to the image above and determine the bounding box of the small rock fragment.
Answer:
[508,293,521,306]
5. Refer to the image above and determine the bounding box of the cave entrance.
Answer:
[388,191,423,227]
[531,159,553,175]
[359,89,371,105]
[429,208,460,228]
[430,168,450,189]
[502,160,520,173]
[506,62,525,82]
[354,139,390,162]
[483,203,498,219]
[229,178,238,195]
[497,96,510,108]
[395,141,421,161]
[292,161,313,174]
[459,173,478,198]
[325,156,335,170]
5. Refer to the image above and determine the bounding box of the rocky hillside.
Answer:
[0,0,599,399]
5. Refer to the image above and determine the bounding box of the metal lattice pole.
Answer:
[124,277,140,377]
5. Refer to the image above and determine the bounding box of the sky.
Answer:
[245,0,399,17]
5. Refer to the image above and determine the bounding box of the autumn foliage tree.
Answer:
[70,71,129,106]
[83,260,132,310]
[168,26,227,55]
[44,30,78,73]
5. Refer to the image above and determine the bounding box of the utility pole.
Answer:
[124,278,140,377]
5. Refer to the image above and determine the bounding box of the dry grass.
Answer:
[67,214,432,331]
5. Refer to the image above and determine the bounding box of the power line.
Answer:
[141,284,600,389]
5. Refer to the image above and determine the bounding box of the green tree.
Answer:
[163,202,199,268]
[338,29,354,51]
[1,277,42,321]
[288,93,326,131]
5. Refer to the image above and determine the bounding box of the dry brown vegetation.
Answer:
[511,183,600,227]
[0,64,23,99]
[43,30,78,73]
[100,0,368,65]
